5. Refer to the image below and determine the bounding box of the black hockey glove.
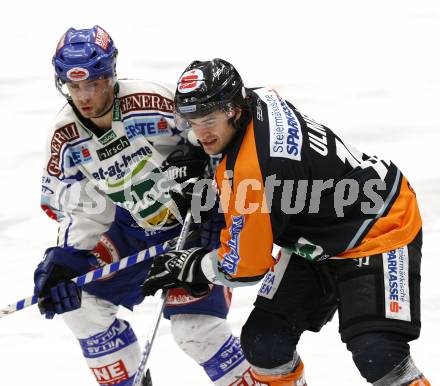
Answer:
[162,145,209,195]
[162,145,210,219]
[142,247,211,298]
[33,247,98,319]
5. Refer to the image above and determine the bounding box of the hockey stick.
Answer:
[0,242,169,319]
[132,209,193,386]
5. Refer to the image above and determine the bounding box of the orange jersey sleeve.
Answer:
[215,122,275,280]
[338,177,422,258]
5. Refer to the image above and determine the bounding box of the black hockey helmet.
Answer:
[174,58,246,119]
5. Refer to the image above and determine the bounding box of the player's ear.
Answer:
[234,108,242,121]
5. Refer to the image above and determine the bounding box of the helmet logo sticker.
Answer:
[178,105,197,113]
[66,67,90,81]
[95,26,111,51]
[177,69,204,93]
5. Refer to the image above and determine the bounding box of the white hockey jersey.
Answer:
[41,79,187,251]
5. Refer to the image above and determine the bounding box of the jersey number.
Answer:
[335,138,390,180]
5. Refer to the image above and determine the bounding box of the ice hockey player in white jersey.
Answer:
[33,26,256,386]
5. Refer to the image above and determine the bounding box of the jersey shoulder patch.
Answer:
[254,88,303,161]
[47,121,81,177]
[117,80,174,115]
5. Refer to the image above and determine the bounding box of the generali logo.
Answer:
[47,123,80,176]
[119,93,174,114]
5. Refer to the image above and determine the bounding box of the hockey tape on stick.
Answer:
[0,242,168,319]
[132,209,193,386]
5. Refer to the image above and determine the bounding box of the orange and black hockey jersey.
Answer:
[213,87,422,283]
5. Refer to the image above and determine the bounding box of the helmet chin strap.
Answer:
[91,99,114,119]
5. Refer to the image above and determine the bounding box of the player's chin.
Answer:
[201,139,221,155]
[79,108,94,117]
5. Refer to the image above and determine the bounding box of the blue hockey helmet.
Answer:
[53,25,118,91]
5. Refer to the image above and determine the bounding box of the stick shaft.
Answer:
[0,243,167,319]
[132,210,193,386]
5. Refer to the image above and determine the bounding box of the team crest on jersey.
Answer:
[177,69,204,93]
[66,67,90,81]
